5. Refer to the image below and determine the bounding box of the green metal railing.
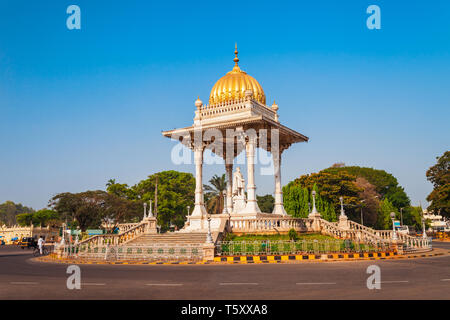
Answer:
[216,239,391,256]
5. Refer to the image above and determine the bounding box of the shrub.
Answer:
[288,228,299,241]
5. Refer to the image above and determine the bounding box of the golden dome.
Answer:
[209,45,266,106]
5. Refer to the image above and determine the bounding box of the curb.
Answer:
[213,251,397,263]
[34,250,448,265]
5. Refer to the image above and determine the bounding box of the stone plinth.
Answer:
[338,215,349,230]
[202,242,215,261]
[144,217,157,234]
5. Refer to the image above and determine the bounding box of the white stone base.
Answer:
[181,212,277,233]
[272,203,288,215]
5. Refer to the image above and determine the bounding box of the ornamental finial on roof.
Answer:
[234,43,239,66]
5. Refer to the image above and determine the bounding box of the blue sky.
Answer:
[0,0,449,210]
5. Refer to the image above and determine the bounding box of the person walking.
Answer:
[37,236,45,255]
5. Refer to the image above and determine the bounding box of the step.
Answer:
[125,232,209,246]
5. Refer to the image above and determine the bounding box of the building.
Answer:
[162,46,308,232]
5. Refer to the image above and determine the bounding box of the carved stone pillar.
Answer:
[241,137,261,214]
[272,149,287,215]
[225,163,233,213]
[191,145,207,217]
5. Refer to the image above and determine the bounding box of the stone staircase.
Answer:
[125,232,209,246]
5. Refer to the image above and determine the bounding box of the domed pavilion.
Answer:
[163,46,308,231]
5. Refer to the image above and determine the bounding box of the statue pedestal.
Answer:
[338,215,349,230]
[202,242,215,261]
[182,214,230,233]
[232,195,246,213]
[144,217,157,234]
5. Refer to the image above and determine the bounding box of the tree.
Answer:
[376,198,398,230]
[50,191,107,231]
[106,179,137,199]
[286,170,361,219]
[16,213,34,226]
[204,174,227,215]
[32,209,60,227]
[426,151,450,217]
[115,171,196,231]
[402,206,423,231]
[106,171,196,231]
[0,201,35,226]
[355,177,380,227]
[257,194,274,213]
[324,166,410,210]
[101,194,142,232]
[283,183,336,221]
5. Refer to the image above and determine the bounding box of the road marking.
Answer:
[10,282,39,285]
[82,283,106,286]
[377,280,409,284]
[145,283,183,286]
[296,282,336,285]
[440,279,450,281]
[219,283,259,286]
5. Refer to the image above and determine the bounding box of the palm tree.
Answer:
[204,174,227,214]
[106,179,116,188]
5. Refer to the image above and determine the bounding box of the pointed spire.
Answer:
[233,43,239,66]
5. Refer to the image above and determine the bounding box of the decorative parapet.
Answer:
[198,97,276,122]
[229,216,310,234]
[77,219,152,247]
[61,243,204,262]
[227,215,432,253]
[117,223,140,233]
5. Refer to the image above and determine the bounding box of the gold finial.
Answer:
[233,43,239,66]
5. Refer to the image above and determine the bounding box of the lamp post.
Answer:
[390,212,398,240]
[422,215,428,239]
[339,196,346,217]
[143,202,147,220]
[360,200,365,225]
[148,200,153,218]
[60,223,66,246]
[222,192,228,214]
[311,191,318,214]
[206,214,213,244]
[187,205,190,217]
[400,207,403,226]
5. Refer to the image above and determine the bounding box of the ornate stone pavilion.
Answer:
[60,47,432,262]
[162,46,308,232]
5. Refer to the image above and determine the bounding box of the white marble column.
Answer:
[272,150,287,215]
[191,145,207,217]
[225,163,233,213]
[241,138,261,214]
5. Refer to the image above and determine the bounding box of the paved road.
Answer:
[0,242,449,300]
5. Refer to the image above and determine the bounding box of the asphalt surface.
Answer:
[0,242,449,300]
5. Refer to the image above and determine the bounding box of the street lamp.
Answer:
[148,200,153,218]
[360,200,365,225]
[390,212,398,240]
[311,191,318,214]
[422,215,428,239]
[187,205,191,216]
[222,192,228,214]
[400,207,403,226]
[206,214,213,244]
[60,223,66,246]
[339,196,346,217]
[143,202,147,220]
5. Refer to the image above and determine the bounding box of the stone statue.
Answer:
[232,167,246,213]
[232,167,245,197]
